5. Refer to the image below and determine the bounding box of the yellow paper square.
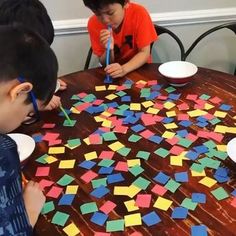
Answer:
[164,101,176,109]
[136,80,147,85]
[66,185,79,194]
[106,94,118,100]
[170,156,183,166]
[214,125,227,134]
[95,85,106,91]
[214,111,227,118]
[44,155,57,164]
[128,185,142,198]
[94,115,106,122]
[146,107,159,114]
[127,159,141,167]
[142,101,154,108]
[63,223,80,236]
[162,131,175,139]
[216,145,227,152]
[59,159,76,169]
[226,127,236,134]
[130,103,141,111]
[107,85,118,90]
[204,103,214,110]
[154,197,172,211]
[191,170,206,177]
[188,109,207,117]
[108,141,124,152]
[124,200,139,212]
[114,186,130,196]
[101,111,112,117]
[70,107,81,114]
[164,123,178,129]
[199,176,217,187]
[48,147,65,154]
[166,111,176,117]
[124,213,142,227]
[84,151,97,160]
[102,119,113,128]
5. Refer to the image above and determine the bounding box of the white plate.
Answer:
[7,133,35,162]
[55,80,60,93]
[158,61,198,79]
[227,137,236,162]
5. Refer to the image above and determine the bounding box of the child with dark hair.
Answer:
[0,0,67,111]
[83,0,158,78]
[0,25,58,235]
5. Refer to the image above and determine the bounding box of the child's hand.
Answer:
[58,79,67,91]
[23,181,46,227]
[100,29,114,50]
[44,95,61,110]
[105,63,126,78]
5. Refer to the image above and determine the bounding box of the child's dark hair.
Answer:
[83,0,126,11]
[0,25,58,105]
[0,0,54,45]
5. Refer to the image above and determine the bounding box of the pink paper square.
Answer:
[43,132,60,141]
[39,179,54,190]
[139,130,154,139]
[169,145,185,155]
[209,96,222,104]
[151,184,167,196]
[48,139,62,146]
[77,92,87,98]
[99,151,115,159]
[186,133,198,142]
[147,80,158,85]
[92,99,104,106]
[80,170,98,183]
[42,123,56,129]
[75,102,91,112]
[89,134,102,144]
[113,125,128,134]
[135,194,152,208]
[94,233,111,236]
[177,114,189,121]
[177,103,190,111]
[99,200,117,214]
[35,167,50,177]
[46,186,63,198]
[166,137,179,145]
[186,94,198,100]
[114,161,128,172]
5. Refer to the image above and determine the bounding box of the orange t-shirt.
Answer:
[87,2,158,64]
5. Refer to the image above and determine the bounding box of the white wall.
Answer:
[40,1,236,76]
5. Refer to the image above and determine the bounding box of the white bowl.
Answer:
[158,61,198,87]
[227,137,236,163]
[7,133,35,164]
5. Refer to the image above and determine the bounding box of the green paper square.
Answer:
[190,163,205,173]
[165,179,181,193]
[116,147,131,157]
[181,198,198,210]
[116,91,126,97]
[154,148,169,158]
[209,118,221,125]
[92,178,107,189]
[102,132,118,141]
[82,94,96,102]
[98,159,115,167]
[203,140,216,149]
[128,134,142,142]
[178,138,192,148]
[80,202,98,214]
[106,219,125,232]
[51,211,69,226]
[36,154,48,164]
[128,165,144,177]
[199,94,211,100]
[67,138,81,147]
[136,151,150,160]
[211,187,229,200]
[165,86,176,93]
[41,201,55,214]
[63,119,76,127]
[198,157,221,169]
[132,176,151,190]
[57,174,75,186]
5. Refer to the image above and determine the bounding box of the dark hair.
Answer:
[0,25,58,104]
[0,0,54,45]
[83,0,126,11]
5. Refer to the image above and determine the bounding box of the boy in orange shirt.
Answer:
[83,0,158,78]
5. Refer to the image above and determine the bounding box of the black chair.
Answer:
[84,24,185,70]
[183,21,236,75]
[152,24,185,61]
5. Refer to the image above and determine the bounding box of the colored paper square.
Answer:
[142,211,161,226]
[51,211,69,226]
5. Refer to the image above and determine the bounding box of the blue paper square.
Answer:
[90,212,108,226]
[58,194,75,206]
[191,225,208,236]
[121,96,131,102]
[192,193,206,203]
[153,172,170,184]
[162,117,174,124]
[149,135,163,144]
[175,172,189,182]
[107,173,125,184]
[176,129,189,138]
[171,207,188,219]
[79,160,96,170]
[142,211,161,226]
[219,104,232,111]
[90,186,110,199]
[98,167,114,175]
[131,124,145,132]
[186,151,199,160]
[193,145,208,154]
[179,120,192,127]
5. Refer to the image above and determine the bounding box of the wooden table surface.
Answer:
[18,64,236,236]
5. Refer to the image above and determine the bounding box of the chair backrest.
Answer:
[153,24,185,61]
[183,21,236,75]
[84,24,185,70]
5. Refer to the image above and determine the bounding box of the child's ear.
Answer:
[9,82,33,102]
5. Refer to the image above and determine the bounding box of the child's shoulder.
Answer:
[0,134,17,151]
[127,2,150,18]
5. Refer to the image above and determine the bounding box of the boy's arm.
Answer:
[105,45,150,78]
[99,49,115,65]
